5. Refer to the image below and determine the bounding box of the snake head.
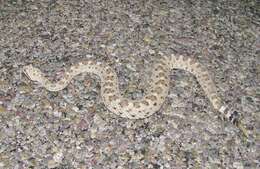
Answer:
[23,65,42,82]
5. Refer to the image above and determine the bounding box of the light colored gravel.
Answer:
[0,0,259,168]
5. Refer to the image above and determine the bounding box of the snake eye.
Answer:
[23,67,32,80]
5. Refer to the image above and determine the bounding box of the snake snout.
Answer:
[23,65,41,81]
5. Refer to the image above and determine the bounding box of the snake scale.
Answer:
[23,54,246,134]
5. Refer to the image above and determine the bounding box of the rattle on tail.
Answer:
[23,54,248,137]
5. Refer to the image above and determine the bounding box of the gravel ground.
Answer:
[0,0,259,168]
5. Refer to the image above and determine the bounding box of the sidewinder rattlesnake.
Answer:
[23,54,247,136]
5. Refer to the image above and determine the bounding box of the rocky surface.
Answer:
[0,0,259,168]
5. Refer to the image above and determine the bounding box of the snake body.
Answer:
[23,54,240,124]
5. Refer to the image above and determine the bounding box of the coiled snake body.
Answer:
[23,54,245,133]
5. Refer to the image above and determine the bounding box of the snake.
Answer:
[23,54,245,132]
